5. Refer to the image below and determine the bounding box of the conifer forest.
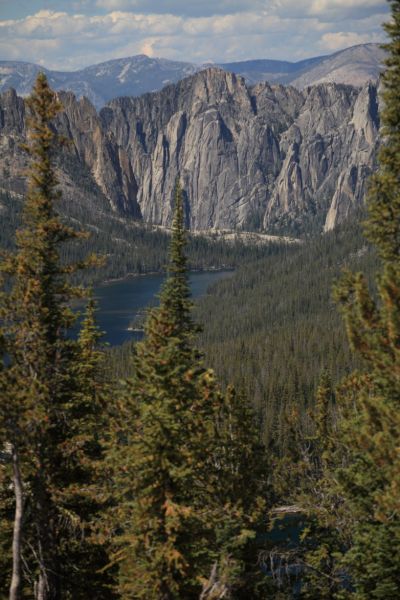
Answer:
[0,1,399,598]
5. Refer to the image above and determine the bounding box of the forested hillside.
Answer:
[0,189,282,284]
[196,219,379,440]
[107,217,380,444]
[1,0,399,597]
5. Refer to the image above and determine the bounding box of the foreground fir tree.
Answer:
[108,181,269,599]
[204,386,269,600]
[109,180,220,599]
[306,2,400,597]
[296,375,346,600]
[0,74,112,599]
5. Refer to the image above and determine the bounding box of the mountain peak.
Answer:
[0,44,384,110]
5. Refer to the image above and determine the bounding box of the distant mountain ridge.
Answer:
[0,55,199,110]
[0,44,385,109]
[223,44,385,88]
[220,55,327,85]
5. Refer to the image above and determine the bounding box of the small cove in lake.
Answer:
[88,270,233,346]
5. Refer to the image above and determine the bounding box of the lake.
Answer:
[87,270,232,346]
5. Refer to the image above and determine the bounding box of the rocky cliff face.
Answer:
[100,68,379,231]
[55,92,141,217]
[0,68,380,233]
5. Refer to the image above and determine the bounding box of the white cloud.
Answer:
[95,0,265,17]
[311,0,384,12]
[0,3,389,70]
[273,0,387,20]
[319,30,383,51]
[0,37,61,63]
[139,39,155,57]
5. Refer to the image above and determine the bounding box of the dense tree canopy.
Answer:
[1,2,400,595]
[0,73,111,599]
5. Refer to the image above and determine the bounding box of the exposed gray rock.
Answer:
[264,82,380,231]
[55,92,141,217]
[100,69,379,231]
[0,68,380,233]
[324,83,379,230]
[0,88,28,194]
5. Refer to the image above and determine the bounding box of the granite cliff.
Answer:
[0,68,380,233]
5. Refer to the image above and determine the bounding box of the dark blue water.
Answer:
[87,270,232,346]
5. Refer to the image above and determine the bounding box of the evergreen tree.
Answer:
[203,386,269,600]
[108,181,269,599]
[297,374,346,600]
[266,372,341,599]
[312,2,400,596]
[108,180,223,599]
[57,296,115,599]
[0,74,111,599]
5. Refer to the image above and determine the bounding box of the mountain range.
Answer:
[0,44,385,110]
[0,67,379,234]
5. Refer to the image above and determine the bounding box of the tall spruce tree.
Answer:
[0,74,112,599]
[204,386,269,600]
[317,1,400,596]
[108,180,221,599]
[296,374,346,600]
[56,296,115,599]
[108,180,269,599]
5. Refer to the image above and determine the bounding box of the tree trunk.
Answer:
[34,495,52,600]
[36,573,46,600]
[34,517,60,600]
[200,562,231,600]
[34,538,54,600]
[36,569,60,600]
[9,445,24,600]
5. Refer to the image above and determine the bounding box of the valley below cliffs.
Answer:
[0,68,380,234]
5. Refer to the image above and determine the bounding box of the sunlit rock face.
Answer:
[0,68,379,233]
[101,68,379,231]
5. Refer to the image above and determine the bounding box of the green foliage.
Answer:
[206,386,270,599]
[366,1,400,265]
[3,32,399,598]
[107,181,270,599]
[107,181,224,599]
[332,7,400,596]
[262,371,344,599]
[0,73,113,598]
[300,3,400,597]
[194,219,379,444]
[58,296,115,598]
[0,188,279,286]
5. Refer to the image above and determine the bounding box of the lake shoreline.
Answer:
[84,269,234,346]
[101,266,234,286]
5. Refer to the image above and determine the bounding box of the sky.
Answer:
[0,0,390,71]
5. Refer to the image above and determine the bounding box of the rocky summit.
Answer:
[0,67,379,233]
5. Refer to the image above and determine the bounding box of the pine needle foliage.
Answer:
[0,73,112,598]
[313,3,400,596]
[205,386,269,599]
[108,181,270,599]
[109,180,222,599]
